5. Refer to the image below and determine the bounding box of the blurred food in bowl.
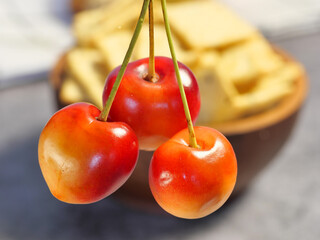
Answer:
[52,0,307,208]
[58,0,303,123]
[71,0,195,12]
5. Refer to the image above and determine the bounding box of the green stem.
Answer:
[148,0,156,82]
[160,0,198,148]
[98,0,151,121]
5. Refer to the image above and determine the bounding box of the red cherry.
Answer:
[149,126,237,219]
[102,56,201,150]
[38,103,139,204]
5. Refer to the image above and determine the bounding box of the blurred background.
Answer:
[0,0,319,239]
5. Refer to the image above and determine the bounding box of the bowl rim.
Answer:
[208,47,308,135]
[50,46,308,136]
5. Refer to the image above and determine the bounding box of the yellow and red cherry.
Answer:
[149,126,237,219]
[38,103,139,204]
[102,56,201,150]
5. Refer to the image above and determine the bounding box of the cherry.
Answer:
[149,126,237,219]
[38,103,139,204]
[38,0,150,204]
[102,56,201,150]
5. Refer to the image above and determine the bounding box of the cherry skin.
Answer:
[38,103,139,204]
[149,126,237,219]
[102,56,201,150]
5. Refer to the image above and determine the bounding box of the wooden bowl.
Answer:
[50,48,308,211]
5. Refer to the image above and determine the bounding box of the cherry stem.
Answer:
[148,0,156,82]
[160,0,199,148]
[98,0,151,121]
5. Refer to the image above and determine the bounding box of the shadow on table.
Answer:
[0,131,240,240]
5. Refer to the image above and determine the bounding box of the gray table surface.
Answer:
[0,33,319,240]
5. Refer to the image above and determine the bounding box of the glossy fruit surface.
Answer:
[102,56,201,150]
[149,126,237,219]
[38,103,139,204]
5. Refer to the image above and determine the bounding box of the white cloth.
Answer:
[220,0,320,39]
[0,0,73,88]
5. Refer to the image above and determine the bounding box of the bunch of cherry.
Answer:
[38,0,237,219]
